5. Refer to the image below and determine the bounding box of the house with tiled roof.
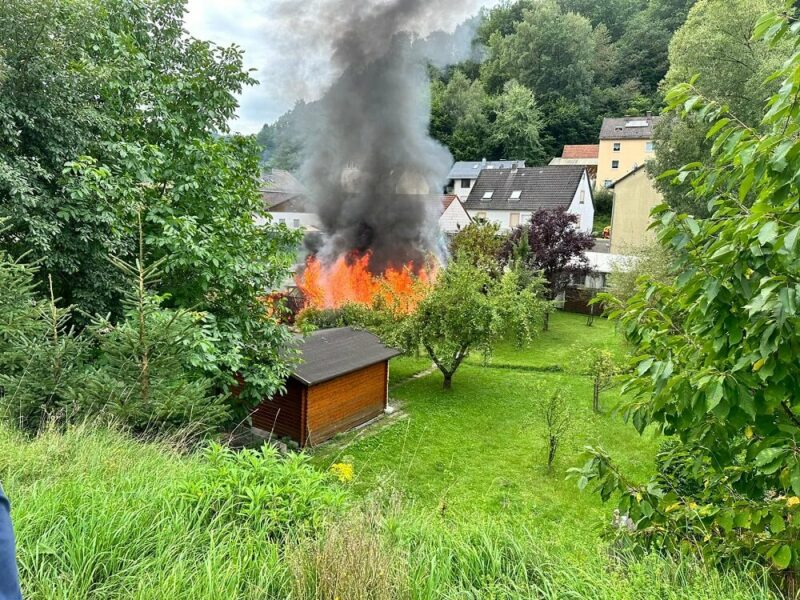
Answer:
[446,159,526,201]
[597,114,661,188]
[549,144,599,183]
[463,165,594,233]
[438,194,471,234]
[259,169,320,231]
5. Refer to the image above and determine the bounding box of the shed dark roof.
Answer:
[290,327,401,386]
[600,116,661,140]
[463,166,586,212]
[269,194,313,213]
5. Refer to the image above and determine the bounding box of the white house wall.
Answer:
[269,211,321,231]
[466,209,534,232]
[440,201,472,233]
[566,171,595,233]
[453,178,476,202]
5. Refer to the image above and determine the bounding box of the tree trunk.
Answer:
[547,436,558,473]
[593,376,601,413]
[543,310,551,332]
[443,373,452,390]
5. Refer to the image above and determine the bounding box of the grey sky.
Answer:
[184,0,498,134]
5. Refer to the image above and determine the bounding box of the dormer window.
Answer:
[482,191,494,201]
[509,190,522,201]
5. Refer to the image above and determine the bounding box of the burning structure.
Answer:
[272,0,481,310]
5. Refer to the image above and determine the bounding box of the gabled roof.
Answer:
[269,194,313,213]
[447,160,526,181]
[463,166,586,212]
[600,116,661,140]
[290,327,401,386]
[261,169,306,194]
[562,145,599,159]
[609,164,647,188]
[441,194,459,212]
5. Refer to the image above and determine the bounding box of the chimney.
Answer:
[646,111,653,118]
[482,157,487,166]
[511,162,518,173]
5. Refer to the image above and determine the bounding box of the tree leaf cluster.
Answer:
[572,3,800,577]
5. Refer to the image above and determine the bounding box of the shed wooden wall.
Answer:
[305,362,388,446]
[252,379,305,442]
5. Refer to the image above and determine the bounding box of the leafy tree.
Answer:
[575,347,619,413]
[606,241,676,305]
[651,0,790,215]
[449,220,505,277]
[490,80,546,164]
[501,209,595,329]
[572,5,800,577]
[1,0,301,406]
[395,257,547,389]
[431,70,493,161]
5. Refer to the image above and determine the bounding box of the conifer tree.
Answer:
[86,217,228,434]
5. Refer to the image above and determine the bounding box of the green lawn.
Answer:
[314,312,661,553]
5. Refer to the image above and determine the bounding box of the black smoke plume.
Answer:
[270,0,482,271]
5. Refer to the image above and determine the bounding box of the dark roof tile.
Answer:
[290,327,401,386]
[463,166,586,212]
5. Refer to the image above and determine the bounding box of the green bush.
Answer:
[179,442,346,537]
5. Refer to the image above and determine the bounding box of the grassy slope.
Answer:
[314,313,660,554]
[0,425,775,599]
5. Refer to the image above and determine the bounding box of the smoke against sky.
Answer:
[184,0,498,133]
[285,0,483,269]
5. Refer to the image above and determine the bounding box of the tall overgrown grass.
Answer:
[0,424,777,599]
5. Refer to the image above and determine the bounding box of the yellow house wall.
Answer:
[597,139,655,188]
[610,168,663,254]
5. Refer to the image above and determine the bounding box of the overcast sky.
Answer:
[184,0,498,135]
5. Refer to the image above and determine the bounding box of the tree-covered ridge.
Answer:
[259,0,697,169]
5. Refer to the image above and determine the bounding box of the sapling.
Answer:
[539,391,571,473]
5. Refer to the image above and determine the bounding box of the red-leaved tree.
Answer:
[500,208,594,329]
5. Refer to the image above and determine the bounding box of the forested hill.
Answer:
[258,0,696,171]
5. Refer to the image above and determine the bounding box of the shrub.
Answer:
[179,442,346,537]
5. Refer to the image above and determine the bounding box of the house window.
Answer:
[580,190,586,205]
[612,160,620,169]
[613,143,621,152]
[475,212,487,221]
[510,190,522,201]
[279,218,286,225]
[510,213,520,228]
[461,179,472,188]
[575,215,582,228]
[646,142,655,152]
[603,180,613,188]
[293,219,301,228]
[482,191,494,201]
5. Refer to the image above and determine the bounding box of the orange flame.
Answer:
[296,252,433,314]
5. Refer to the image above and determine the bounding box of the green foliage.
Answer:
[448,219,506,277]
[0,247,88,429]
[0,0,301,406]
[573,3,800,578]
[489,80,546,164]
[394,256,548,389]
[606,241,676,305]
[179,442,345,538]
[85,246,228,434]
[0,320,776,598]
[574,346,620,413]
[593,187,613,217]
[651,0,791,215]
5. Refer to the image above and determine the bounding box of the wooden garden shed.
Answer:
[252,327,401,447]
